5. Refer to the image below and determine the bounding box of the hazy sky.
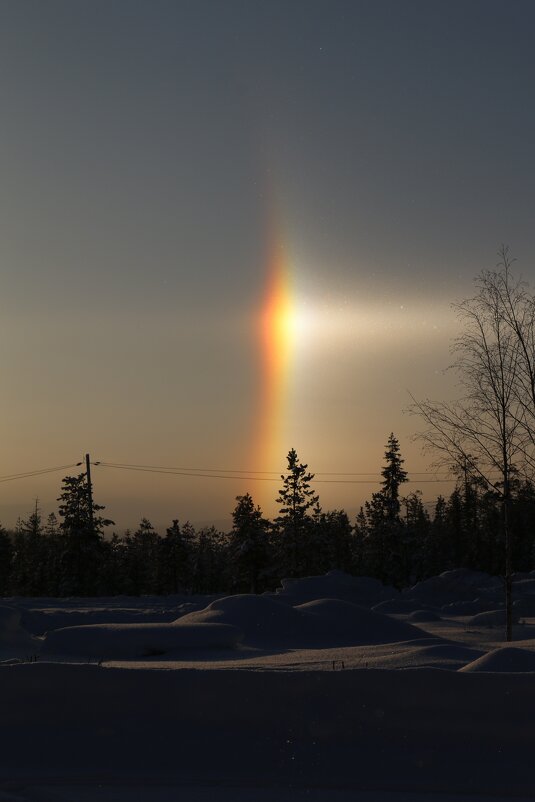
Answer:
[1,0,535,530]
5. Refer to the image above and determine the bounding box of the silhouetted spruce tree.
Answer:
[40,511,63,595]
[446,458,486,570]
[358,491,391,582]
[159,519,195,594]
[357,435,408,586]
[444,488,464,568]
[381,433,408,520]
[193,526,229,593]
[45,512,59,537]
[275,448,321,577]
[353,507,369,574]
[0,522,12,595]
[229,493,270,592]
[57,473,114,595]
[311,509,354,576]
[426,495,448,576]
[400,490,430,584]
[99,532,126,596]
[122,519,161,595]
[10,500,46,595]
[510,479,535,569]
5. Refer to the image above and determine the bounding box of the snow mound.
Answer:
[272,570,398,606]
[513,597,535,617]
[0,605,36,652]
[513,578,535,595]
[372,598,433,614]
[21,604,198,636]
[41,622,243,658]
[460,646,535,673]
[0,605,22,633]
[468,609,519,628]
[407,609,442,622]
[404,569,501,607]
[411,643,483,661]
[295,598,427,645]
[178,594,311,646]
[180,594,426,647]
[441,597,499,615]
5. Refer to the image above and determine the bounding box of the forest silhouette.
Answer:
[2,253,535,605]
[1,433,534,599]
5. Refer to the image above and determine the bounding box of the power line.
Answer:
[97,461,459,485]
[0,458,460,491]
[0,464,79,484]
[97,460,455,477]
[0,458,485,489]
[99,463,282,482]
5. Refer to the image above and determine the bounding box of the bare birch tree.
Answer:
[409,248,535,641]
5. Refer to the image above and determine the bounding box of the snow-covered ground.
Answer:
[1,569,535,801]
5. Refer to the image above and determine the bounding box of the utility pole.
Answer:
[86,453,94,533]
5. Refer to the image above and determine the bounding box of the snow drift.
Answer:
[178,594,425,648]
[41,622,243,658]
[0,604,37,654]
[271,570,398,606]
[460,646,535,673]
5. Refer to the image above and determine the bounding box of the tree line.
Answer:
[2,248,535,607]
[0,434,534,598]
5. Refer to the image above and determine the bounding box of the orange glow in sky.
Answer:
[254,238,296,500]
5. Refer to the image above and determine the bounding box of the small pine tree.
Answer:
[11,500,45,595]
[275,448,321,577]
[356,435,409,587]
[124,519,161,595]
[276,449,320,526]
[400,490,430,584]
[381,433,408,520]
[44,512,59,537]
[57,473,114,595]
[230,493,269,593]
[312,509,354,575]
[159,519,195,594]
[0,522,13,595]
[193,526,229,593]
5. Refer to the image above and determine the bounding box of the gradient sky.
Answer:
[1,0,535,530]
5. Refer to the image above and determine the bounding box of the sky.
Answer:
[1,0,535,531]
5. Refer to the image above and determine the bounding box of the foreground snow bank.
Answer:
[0,663,534,796]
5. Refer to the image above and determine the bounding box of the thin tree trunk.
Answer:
[504,491,513,642]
